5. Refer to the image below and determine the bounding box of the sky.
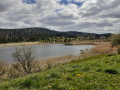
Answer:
[0,0,120,33]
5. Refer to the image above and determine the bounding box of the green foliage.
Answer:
[112,34,120,47]
[1,54,120,90]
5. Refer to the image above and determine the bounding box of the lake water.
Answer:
[0,44,95,63]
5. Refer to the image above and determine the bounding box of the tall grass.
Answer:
[92,44,113,54]
[0,60,7,78]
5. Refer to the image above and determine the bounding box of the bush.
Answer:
[12,46,38,74]
[104,68,119,74]
[111,34,120,47]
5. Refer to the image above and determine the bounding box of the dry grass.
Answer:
[0,60,8,79]
[92,42,118,54]
[36,51,98,70]
[92,45,113,54]
[0,40,110,47]
[0,60,7,71]
[0,42,63,48]
[65,40,118,54]
[65,40,111,45]
[0,42,40,47]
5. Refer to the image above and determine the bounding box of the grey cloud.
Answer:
[0,2,12,12]
[0,0,119,34]
[81,0,120,18]
[40,15,75,26]
[95,21,113,27]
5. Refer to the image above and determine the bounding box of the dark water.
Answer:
[0,44,95,63]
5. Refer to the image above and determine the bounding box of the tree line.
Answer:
[0,28,111,43]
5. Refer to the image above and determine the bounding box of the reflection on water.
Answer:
[0,44,95,63]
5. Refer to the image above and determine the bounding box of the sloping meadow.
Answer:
[0,54,120,90]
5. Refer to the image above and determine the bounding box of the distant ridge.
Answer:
[0,27,111,43]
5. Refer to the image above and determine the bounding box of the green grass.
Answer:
[0,54,120,90]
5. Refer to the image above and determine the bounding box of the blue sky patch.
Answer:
[60,0,84,7]
[23,0,36,4]
[60,0,69,5]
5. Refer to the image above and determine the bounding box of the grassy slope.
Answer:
[0,54,120,90]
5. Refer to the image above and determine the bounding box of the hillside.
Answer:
[0,28,111,43]
[0,54,120,90]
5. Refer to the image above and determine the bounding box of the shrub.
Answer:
[12,46,35,74]
[111,34,120,47]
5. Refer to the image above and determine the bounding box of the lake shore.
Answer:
[0,42,63,48]
[0,40,117,54]
[0,40,110,47]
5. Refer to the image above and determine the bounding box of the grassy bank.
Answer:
[0,54,120,90]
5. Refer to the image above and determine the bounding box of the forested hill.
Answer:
[0,28,111,43]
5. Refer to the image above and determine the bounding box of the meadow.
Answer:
[0,54,120,90]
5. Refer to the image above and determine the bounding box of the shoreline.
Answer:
[0,42,64,48]
[0,40,110,48]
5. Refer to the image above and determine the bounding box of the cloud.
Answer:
[0,0,120,33]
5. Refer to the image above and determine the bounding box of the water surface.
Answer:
[0,44,95,63]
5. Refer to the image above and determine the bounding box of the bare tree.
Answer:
[12,46,35,74]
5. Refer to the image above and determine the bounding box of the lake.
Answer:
[0,44,95,63]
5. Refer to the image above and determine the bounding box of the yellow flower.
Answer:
[49,86,52,88]
[76,74,84,77]
[69,87,74,90]
[76,74,81,77]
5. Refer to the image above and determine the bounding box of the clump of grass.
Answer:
[96,68,103,72]
[104,68,119,74]
[47,62,52,69]
[50,72,61,79]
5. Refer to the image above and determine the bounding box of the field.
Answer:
[0,54,120,90]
